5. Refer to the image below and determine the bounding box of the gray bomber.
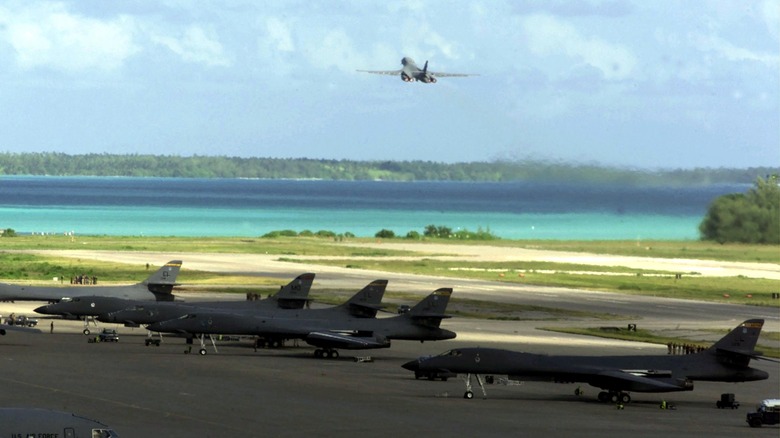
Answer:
[403,319,770,403]
[357,57,476,83]
[148,287,456,358]
[0,260,182,303]
[34,273,317,335]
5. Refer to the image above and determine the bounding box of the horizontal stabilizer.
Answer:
[305,331,390,350]
[593,370,693,393]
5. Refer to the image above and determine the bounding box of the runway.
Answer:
[0,249,778,437]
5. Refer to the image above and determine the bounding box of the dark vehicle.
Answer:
[16,315,38,327]
[747,399,780,428]
[717,393,739,409]
[98,329,119,342]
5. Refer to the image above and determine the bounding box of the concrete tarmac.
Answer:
[0,317,777,437]
[0,249,778,437]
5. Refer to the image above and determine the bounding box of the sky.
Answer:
[0,0,777,169]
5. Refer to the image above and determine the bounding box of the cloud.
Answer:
[149,25,231,67]
[692,33,780,67]
[265,17,295,52]
[761,0,780,40]
[0,2,139,72]
[522,14,637,80]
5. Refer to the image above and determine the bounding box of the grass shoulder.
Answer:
[541,325,780,359]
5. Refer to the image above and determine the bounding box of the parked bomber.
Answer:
[0,408,119,437]
[0,260,182,303]
[403,319,771,403]
[357,57,476,83]
[148,287,455,358]
[35,273,317,336]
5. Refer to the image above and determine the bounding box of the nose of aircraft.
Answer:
[401,358,421,371]
[34,304,53,314]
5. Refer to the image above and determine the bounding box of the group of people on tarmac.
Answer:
[667,342,706,355]
[71,274,97,285]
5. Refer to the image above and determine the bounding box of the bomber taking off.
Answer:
[357,57,476,83]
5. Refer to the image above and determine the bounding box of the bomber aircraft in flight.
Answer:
[0,408,119,437]
[0,260,182,303]
[357,57,477,83]
[148,287,455,358]
[35,273,316,336]
[403,319,771,403]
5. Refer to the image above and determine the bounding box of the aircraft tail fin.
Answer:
[270,273,315,309]
[423,60,429,73]
[144,260,182,296]
[709,319,765,362]
[407,288,453,327]
[342,280,388,318]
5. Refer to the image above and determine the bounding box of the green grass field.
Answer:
[2,234,777,352]
[1,235,778,307]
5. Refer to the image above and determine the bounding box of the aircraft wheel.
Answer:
[83,329,90,336]
[199,348,207,356]
[597,392,609,402]
[620,393,631,404]
[314,349,323,358]
[610,393,619,404]
[414,371,422,380]
[464,391,474,400]
[331,350,339,359]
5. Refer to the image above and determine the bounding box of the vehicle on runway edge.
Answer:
[357,57,477,83]
[0,260,182,303]
[147,287,455,358]
[0,407,118,437]
[403,319,771,403]
[34,273,317,336]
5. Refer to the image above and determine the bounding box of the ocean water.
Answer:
[0,176,746,240]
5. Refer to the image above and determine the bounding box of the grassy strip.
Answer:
[283,258,780,307]
[2,235,779,263]
[0,253,271,285]
[0,235,417,257]
[445,298,621,321]
[425,239,780,264]
[541,326,780,359]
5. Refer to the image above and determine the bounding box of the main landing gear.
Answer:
[144,330,162,347]
[82,316,98,335]
[184,334,218,355]
[597,391,631,404]
[462,373,487,399]
[313,348,339,359]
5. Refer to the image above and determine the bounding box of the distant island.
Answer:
[0,152,775,185]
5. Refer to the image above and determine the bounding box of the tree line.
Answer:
[0,152,776,185]
[699,176,779,244]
